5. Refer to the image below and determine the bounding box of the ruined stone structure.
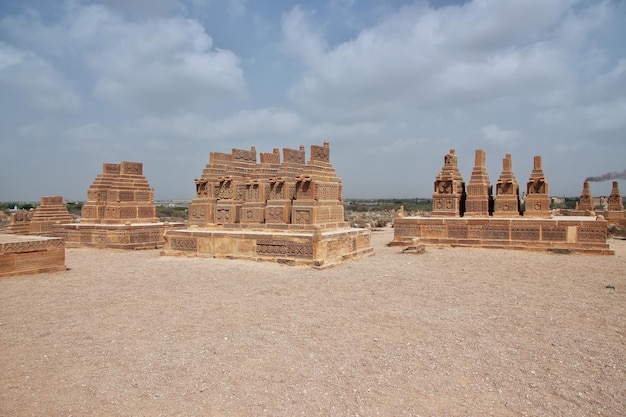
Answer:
[392,149,613,254]
[60,161,179,249]
[163,143,372,267]
[464,149,492,217]
[0,234,66,277]
[6,210,33,235]
[493,153,521,217]
[577,182,594,212]
[524,156,551,218]
[28,196,73,236]
[4,197,73,237]
[431,149,465,217]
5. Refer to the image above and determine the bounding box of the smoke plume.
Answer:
[585,169,626,182]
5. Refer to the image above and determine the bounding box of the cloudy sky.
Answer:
[1,0,625,201]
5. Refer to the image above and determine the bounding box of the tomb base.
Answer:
[0,234,66,277]
[60,222,185,250]
[161,226,373,268]
[391,216,613,255]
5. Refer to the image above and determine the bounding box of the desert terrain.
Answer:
[1,227,625,416]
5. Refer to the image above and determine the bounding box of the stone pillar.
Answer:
[493,153,520,217]
[524,156,551,217]
[464,149,492,217]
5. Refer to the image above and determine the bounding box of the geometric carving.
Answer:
[392,217,612,254]
[188,142,346,229]
[162,141,372,267]
[0,234,66,277]
[511,226,541,241]
[256,240,313,257]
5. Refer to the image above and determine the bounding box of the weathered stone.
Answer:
[28,196,73,236]
[577,182,594,211]
[464,150,492,217]
[82,161,158,224]
[524,156,551,218]
[58,161,182,249]
[392,149,613,254]
[431,149,465,217]
[0,234,66,277]
[493,153,521,217]
[605,181,625,222]
[164,142,372,267]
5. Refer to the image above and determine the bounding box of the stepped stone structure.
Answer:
[0,234,66,277]
[464,149,492,217]
[431,149,466,217]
[524,156,551,218]
[163,142,372,267]
[81,162,158,224]
[28,196,73,236]
[60,161,179,249]
[493,153,521,217]
[392,149,613,254]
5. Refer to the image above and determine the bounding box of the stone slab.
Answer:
[0,234,66,277]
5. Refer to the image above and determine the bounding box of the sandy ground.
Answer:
[1,227,625,417]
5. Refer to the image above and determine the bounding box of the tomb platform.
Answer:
[60,222,185,250]
[0,234,66,277]
[391,216,613,255]
[161,225,373,269]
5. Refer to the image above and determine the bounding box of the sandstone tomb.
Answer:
[162,142,373,267]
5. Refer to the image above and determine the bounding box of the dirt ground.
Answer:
[1,227,625,417]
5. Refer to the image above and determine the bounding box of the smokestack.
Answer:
[585,168,626,182]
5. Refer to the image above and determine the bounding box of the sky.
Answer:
[1,0,625,202]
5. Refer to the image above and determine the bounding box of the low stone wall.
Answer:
[60,222,184,249]
[391,216,613,255]
[0,234,66,277]
[162,227,373,268]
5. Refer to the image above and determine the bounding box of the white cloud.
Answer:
[281,0,612,122]
[66,5,247,114]
[480,124,521,145]
[121,107,301,144]
[0,42,80,113]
